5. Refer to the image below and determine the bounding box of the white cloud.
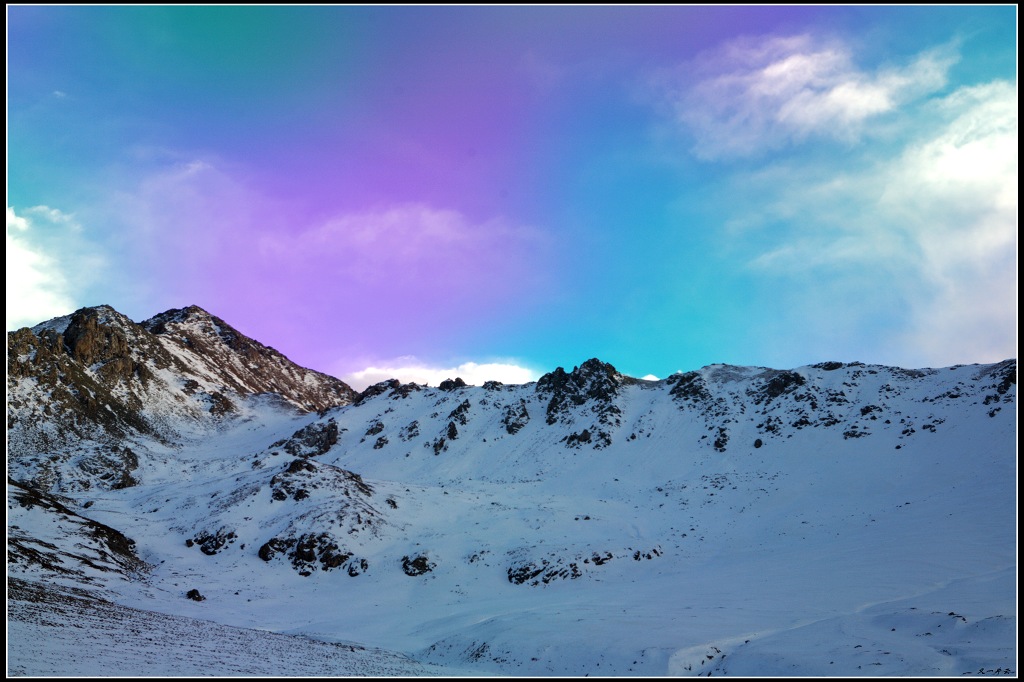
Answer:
[341,359,541,392]
[734,79,1017,367]
[6,207,78,330]
[884,81,1017,365]
[258,203,545,289]
[7,207,29,232]
[26,205,78,227]
[664,34,957,159]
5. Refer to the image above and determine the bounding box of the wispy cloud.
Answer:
[884,81,1017,364]
[735,79,1017,366]
[92,156,549,307]
[61,156,553,368]
[6,207,79,329]
[258,204,545,295]
[341,358,540,391]
[661,34,957,159]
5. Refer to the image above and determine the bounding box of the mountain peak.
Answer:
[535,358,629,432]
[146,304,214,323]
[8,303,359,492]
[142,305,231,341]
[536,358,624,395]
[138,305,358,410]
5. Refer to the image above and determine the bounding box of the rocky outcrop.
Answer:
[7,478,151,581]
[271,419,340,458]
[747,369,807,405]
[356,379,401,404]
[270,458,374,502]
[142,305,358,412]
[257,532,368,577]
[77,446,140,490]
[536,359,625,424]
[355,380,424,404]
[186,528,238,556]
[402,554,436,576]
[535,359,629,448]
[7,309,159,445]
[439,377,467,391]
[8,304,358,493]
[501,399,530,435]
[506,546,661,587]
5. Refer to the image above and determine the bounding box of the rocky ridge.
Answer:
[7,304,357,492]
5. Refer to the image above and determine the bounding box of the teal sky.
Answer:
[7,6,1017,388]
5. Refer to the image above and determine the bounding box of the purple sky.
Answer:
[7,6,1017,388]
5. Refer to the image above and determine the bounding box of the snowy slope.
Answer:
[8,578,460,677]
[6,308,1017,677]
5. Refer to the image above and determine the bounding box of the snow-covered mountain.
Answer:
[7,304,356,492]
[7,305,1017,676]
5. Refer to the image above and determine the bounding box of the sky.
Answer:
[7,6,1017,389]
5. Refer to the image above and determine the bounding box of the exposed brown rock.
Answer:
[8,304,358,494]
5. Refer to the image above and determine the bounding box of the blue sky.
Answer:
[7,6,1017,388]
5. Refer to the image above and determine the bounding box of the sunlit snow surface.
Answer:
[8,362,1017,676]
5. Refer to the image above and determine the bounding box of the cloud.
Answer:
[341,359,541,392]
[36,154,554,375]
[884,81,1017,365]
[662,34,957,159]
[89,155,548,318]
[257,203,545,293]
[6,207,78,330]
[25,205,79,226]
[7,207,29,232]
[734,79,1017,367]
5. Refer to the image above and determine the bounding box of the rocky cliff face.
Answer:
[535,358,637,448]
[7,304,357,492]
[141,306,357,412]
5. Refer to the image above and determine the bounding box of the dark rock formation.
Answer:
[399,421,420,441]
[447,399,471,426]
[536,359,625,425]
[272,419,339,458]
[439,377,467,391]
[357,379,401,404]
[813,361,845,371]
[188,528,238,556]
[535,359,628,448]
[402,554,436,576]
[270,458,374,502]
[257,532,368,577]
[501,399,530,435]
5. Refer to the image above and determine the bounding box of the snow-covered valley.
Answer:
[7,306,1017,676]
